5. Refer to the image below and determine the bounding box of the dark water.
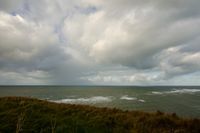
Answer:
[0,86,200,117]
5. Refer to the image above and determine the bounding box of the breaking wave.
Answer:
[151,91,163,95]
[120,95,137,100]
[151,89,200,95]
[52,96,113,104]
[138,99,145,102]
[120,95,145,102]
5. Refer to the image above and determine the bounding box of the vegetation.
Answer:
[0,97,199,133]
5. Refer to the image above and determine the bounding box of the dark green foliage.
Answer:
[0,97,199,133]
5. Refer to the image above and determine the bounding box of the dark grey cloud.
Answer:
[0,0,200,85]
[0,11,88,85]
[0,0,24,12]
[63,0,200,69]
[157,45,200,79]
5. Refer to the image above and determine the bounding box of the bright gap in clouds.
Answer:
[0,0,200,85]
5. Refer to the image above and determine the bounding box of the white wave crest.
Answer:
[138,99,145,102]
[169,89,200,94]
[120,95,137,100]
[152,91,163,95]
[52,96,113,104]
[120,95,145,102]
[151,89,200,95]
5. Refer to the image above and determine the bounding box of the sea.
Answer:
[0,86,200,118]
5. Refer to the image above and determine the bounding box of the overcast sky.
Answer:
[0,0,200,85]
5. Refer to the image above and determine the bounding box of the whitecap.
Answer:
[52,96,113,104]
[138,99,145,102]
[151,89,200,95]
[120,95,137,100]
[151,91,163,95]
[167,89,200,94]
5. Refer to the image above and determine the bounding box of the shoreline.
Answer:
[0,96,200,133]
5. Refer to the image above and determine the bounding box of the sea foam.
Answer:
[53,96,113,104]
[120,95,137,100]
[120,95,145,102]
[151,89,200,95]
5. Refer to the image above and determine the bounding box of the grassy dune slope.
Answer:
[0,97,199,133]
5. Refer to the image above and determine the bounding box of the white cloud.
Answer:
[0,11,59,65]
[63,1,200,70]
[158,45,200,79]
[0,0,200,85]
[0,11,64,84]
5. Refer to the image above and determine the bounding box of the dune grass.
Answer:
[0,97,199,133]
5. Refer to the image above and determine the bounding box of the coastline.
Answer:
[0,96,200,133]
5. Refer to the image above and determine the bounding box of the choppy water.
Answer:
[0,86,200,117]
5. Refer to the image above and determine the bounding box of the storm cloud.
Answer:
[0,0,200,85]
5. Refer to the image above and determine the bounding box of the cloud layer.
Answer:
[0,0,200,85]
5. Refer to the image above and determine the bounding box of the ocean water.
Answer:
[0,86,200,117]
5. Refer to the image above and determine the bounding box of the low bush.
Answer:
[0,97,199,133]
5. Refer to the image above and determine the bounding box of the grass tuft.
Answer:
[0,96,199,133]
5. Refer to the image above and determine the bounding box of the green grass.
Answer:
[0,97,199,133]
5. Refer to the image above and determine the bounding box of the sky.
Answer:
[0,0,200,85]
